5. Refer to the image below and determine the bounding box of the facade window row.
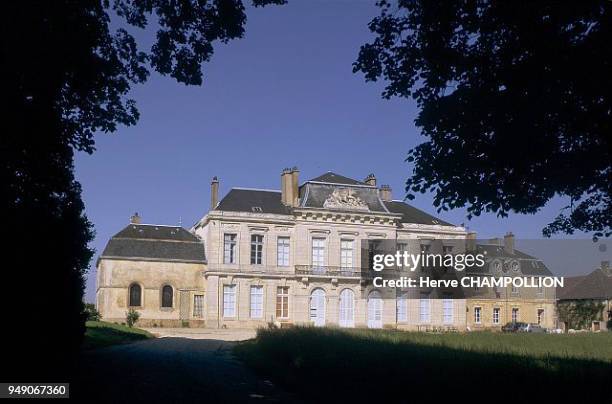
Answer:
[128,283,174,308]
[222,234,358,268]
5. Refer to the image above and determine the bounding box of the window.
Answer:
[129,284,141,307]
[419,242,431,270]
[310,288,326,326]
[339,289,355,327]
[277,237,290,267]
[368,240,382,269]
[537,309,545,325]
[493,307,500,324]
[397,242,408,252]
[511,308,519,323]
[224,234,237,264]
[511,284,519,295]
[396,292,408,322]
[443,245,454,254]
[223,285,236,317]
[537,281,544,295]
[251,234,264,265]
[250,286,264,319]
[443,298,454,324]
[312,238,325,269]
[340,239,354,269]
[474,307,481,324]
[276,287,289,319]
[419,293,431,323]
[193,295,204,318]
[161,285,173,308]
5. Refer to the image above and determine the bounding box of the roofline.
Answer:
[231,187,281,193]
[99,256,207,264]
[125,223,185,228]
[300,180,376,189]
[109,238,203,243]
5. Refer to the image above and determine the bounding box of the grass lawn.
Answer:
[235,327,612,403]
[83,321,153,350]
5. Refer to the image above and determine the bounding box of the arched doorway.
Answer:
[338,289,355,328]
[309,288,326,327]
[367,290,383,329]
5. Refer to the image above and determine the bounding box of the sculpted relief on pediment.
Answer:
[323,188,369,211]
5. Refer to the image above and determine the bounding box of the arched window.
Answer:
[161,285,173,308]
[367,290,383,329]
[339,288,355,328]
[129,284,141,307]
[309,288,326,327]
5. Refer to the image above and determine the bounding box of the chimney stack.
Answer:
[364,173,377,187]
[290,167,300,207]
[379,185,392,202]
[281,168,292,206]
[130,212,141,224]
[211,176,219,210]
[466,231,477,252]
[504,232,515,255]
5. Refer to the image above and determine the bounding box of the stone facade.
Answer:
[97,258,205,327]
[95,170,557,331]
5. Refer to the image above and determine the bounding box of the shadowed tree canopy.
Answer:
[354,0,611,238]
[2,0,283,380]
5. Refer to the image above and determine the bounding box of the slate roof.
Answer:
[466,244,553,277]
[215,188,292,215]
[213,172,455,226]
[300,182,390,213]
[384,200,453,226]
[308,172,368,186]
[557,268,612,300]
[101,224,206,263]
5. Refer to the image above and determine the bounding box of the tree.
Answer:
[2,0,283,380]
[557,300,605,330]
[354,1,611,238]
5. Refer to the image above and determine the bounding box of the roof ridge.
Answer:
[232,187,281,193]
[128,223,185,228]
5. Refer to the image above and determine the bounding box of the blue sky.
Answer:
[75,1,606,302]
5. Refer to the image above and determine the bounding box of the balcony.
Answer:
[203,264,366,278]
[294,265,363,278]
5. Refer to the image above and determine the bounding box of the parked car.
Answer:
[501,322,527,333]
[522,323,546,333]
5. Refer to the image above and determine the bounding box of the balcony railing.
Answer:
[294,265,363,277]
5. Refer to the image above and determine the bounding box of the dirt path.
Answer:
[74,337,296,403]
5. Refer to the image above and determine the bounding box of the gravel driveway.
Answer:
[74,336,296,403]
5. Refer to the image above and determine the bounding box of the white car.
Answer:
[523,323,546,333]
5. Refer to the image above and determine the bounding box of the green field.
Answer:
[235,327,612,403]
[83,321,153,350]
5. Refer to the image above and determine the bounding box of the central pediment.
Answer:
[300,181,389,213]
[323,188,369,211]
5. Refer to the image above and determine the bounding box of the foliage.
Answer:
[83,321,152,349]
[84,303,101,322]
[354,1,612,238]
[557,300,605,330]
[3,0,283,380]
[126,308,141,328]
[236,327,612,403]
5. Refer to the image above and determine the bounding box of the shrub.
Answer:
[126,309,140,328]
[83,303,100,322]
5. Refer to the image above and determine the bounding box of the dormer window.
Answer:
[252,206,263,213]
